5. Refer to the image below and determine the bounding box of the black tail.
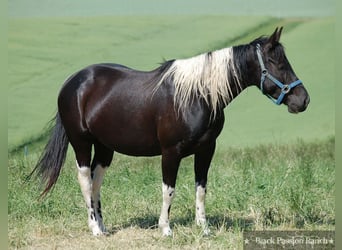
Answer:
[29,113,69,197]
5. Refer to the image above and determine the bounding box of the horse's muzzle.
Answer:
[287,94,310,114]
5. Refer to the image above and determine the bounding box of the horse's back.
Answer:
[58,63,160,110]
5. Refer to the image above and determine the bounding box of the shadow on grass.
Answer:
[108,213,254,235]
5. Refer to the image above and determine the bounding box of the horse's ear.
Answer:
[267,27,283,49]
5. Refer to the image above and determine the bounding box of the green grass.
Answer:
[8,137,334,249]
[8,16,335,150]
[8,15,272,150]
[9,0,333,18]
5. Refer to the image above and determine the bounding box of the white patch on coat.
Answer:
[91,165,107,233]
[195,184,210,235]
[158,182,175,236]
[76,162,106,235]
[195,184,206,225]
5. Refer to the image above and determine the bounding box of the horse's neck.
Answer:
[227,44,258,101]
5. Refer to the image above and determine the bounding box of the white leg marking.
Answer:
[195,184,210,235]
[76,162,105,236]
[159,182,175,236]
[92,165,107,233]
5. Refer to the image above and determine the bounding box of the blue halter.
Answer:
[256,44,302,105]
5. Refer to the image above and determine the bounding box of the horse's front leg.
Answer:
[194,142,216,235]
[158,148,181,236]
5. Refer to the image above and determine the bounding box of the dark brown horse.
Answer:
[31,27,309,236]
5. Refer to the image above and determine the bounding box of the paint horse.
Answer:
[31,27,309,236]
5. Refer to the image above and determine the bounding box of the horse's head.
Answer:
[252,27,310,113]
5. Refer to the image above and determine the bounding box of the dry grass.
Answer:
[11,225,245,250]
[9,138,334,249]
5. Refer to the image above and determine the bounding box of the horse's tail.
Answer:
[29,112,69,197]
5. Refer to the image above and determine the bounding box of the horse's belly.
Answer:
[110,143,161,156]
[89,120,162,156]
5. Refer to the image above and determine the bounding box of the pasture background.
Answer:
[8,0,335,249]
[8,1,335,150]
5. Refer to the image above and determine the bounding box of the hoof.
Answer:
[196,219,210,236]
[91,226,107,236]
[161,227,173,237]
[202,226,211,236]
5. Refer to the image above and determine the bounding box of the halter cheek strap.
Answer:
[256,44,302,105]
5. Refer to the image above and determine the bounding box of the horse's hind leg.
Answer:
[74,140,113,236]
[73,142,100,235]
[90,142,114,234]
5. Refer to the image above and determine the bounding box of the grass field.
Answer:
[9,138,335,249]
[8,1,335,249]
[9,0,333,18]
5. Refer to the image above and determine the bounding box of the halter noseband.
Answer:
[256,44,302,105]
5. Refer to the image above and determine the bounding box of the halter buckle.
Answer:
[281,85,290,94]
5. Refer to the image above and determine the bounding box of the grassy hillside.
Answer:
[8,16,334,150]
[9,0,333,17]
[8,15,271,150]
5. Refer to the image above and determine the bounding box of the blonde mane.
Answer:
[155,47,242,119]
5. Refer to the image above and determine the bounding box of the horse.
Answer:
[30,27,310,236]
